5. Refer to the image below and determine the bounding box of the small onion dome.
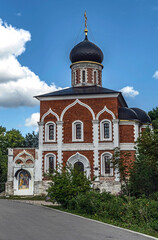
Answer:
[118,107,138,121]
[70,36,104,64]
[131,108,151,124]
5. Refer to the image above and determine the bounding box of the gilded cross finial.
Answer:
[84,11,88,37]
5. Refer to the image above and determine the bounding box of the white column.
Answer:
[35,121,44,181]
[113,119,119,148]
[92,120,99,181]
[134,121,139,142]
[38,121,44,148]
[56,121,63,165]
[112,119,120,181]
[7,148,14,182]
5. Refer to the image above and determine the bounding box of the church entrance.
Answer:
[67,152,90,178]
[74,161,84,172]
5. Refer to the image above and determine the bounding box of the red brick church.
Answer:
[6,16,151,196]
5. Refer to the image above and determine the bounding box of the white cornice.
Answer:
[37,93,120,101]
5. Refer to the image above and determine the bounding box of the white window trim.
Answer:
[93,69,98,84]
[45,121,56,142]
[101,152,113,177]
[44,153,56,173]
[100,119,112,141]
[80,68,87,84]
[72,120,84,142]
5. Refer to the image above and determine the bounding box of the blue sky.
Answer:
[0,0,158,136]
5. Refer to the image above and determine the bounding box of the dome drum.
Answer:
[71,62,102,87]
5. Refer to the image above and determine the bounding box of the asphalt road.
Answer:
[0,199,157,240]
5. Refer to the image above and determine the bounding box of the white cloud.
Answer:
[153,71,158,79]
[15,13,22,17]
[25,112,40,132]
[120,86,139,98]
[0,19,62,107]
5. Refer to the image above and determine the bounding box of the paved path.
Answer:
[0,199,157,240]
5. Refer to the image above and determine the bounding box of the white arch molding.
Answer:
[96,106,116,120]
[67,152,90,178]
[60,99,95,121]
[41,108,59,122]
[14,150,34,164]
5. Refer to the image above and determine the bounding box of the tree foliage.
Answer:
[23,131,38,148]
[129,128,158,197]
[0,126,39,193]
[148,107,158,129]
[48,164,91,207]
[0,126,25,192]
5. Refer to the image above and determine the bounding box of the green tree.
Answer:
[24,131,38,148]
[0,127,24,192]
[48,164,91,207]
[112,148,132,195]
[148,107,158,129]
[129,128,158,197]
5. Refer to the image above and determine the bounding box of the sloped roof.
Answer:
[35,86,127,107]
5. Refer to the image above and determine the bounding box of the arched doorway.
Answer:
[67,152,90,178]
[14,169,33,195]
[74,161,84,173]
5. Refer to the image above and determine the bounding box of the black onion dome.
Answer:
[70,36,104,64]
[131,108,151,124]
[118,107,138,121]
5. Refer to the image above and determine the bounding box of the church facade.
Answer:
[6,21,151,196]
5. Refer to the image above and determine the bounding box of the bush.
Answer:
[66,191,158,233]
[48,164,91,207]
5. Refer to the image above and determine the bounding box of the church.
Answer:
[6,15,151,196]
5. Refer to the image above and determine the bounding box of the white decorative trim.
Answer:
[37,93,120,101]
[119,121,135,125]
[67,152,90,178]
[14,150,34,164]
[44,153,56,173]
[120,143,135,150]
[80,68,87,85]
[45,121,56,142]
[93,69,98,85]
[112,119,120,148]
[60,99,95,121]
[72,120,84,142]
[100,119,112,141]
[92,120,99,180]
[96,106,116,120]
[101,152,113,177]
[56,121,63,165]
[134,122,139,142]
[41,108,59,122]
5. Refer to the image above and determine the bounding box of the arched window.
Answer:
[49,124,54,140]
[82,70,86,83]
[100,120,112,141]
[93,70,98,84]
[73,71,76,85]
[45,122,56,142]
[74,161,84,173]
[45,154,56,173]
[72,121,84,141]
[101,153,113,176]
